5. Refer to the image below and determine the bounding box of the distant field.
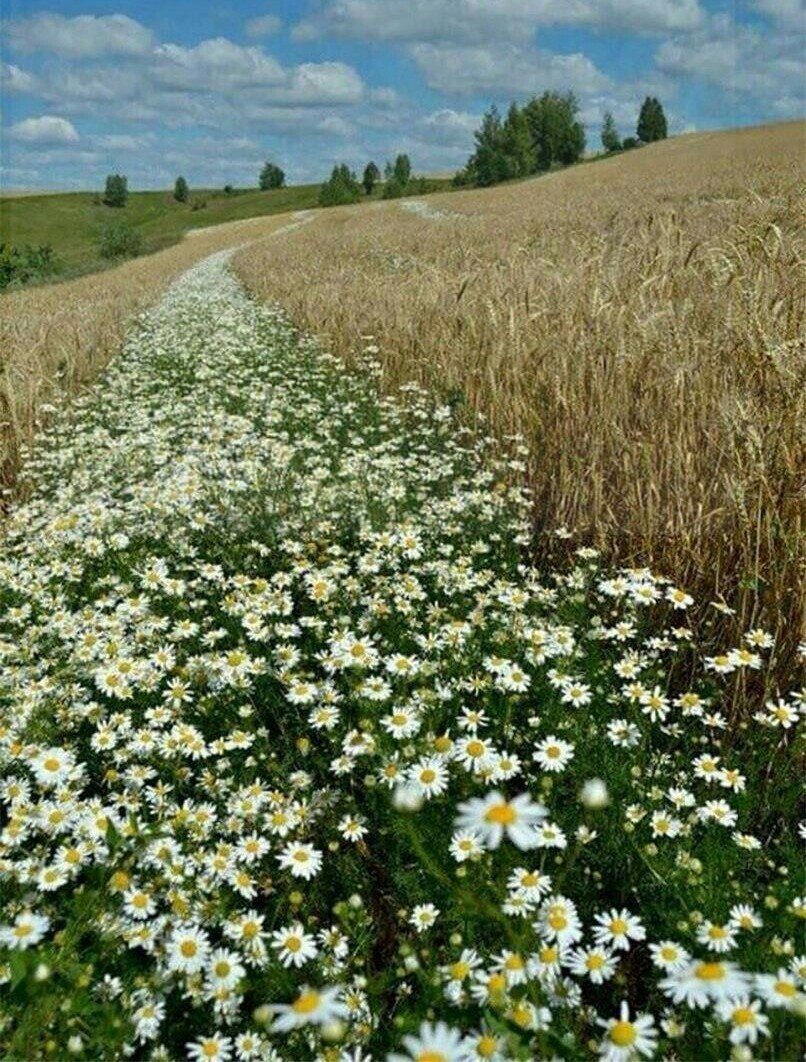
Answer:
[0,184,323,277]
[235,120,806,684]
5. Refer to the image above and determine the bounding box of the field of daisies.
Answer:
[0,249,803,1062]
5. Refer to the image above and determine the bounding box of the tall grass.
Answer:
[234,121,806,685]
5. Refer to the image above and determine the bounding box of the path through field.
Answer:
[1,249,802,1060]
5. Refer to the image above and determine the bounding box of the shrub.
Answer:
[0,243,57,290]
[601,112,621,153]
[190,199,207,212]
[362,161,380,196]
[103,173,128,208]
[637,97,668,143]
[98,222,143,260]
[174,176,189,203]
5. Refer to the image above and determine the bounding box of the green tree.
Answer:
[391,153,411,186]
[462,105,508,187]
[362,161,380,196]
[318,164,362,206]
[637,97,668,143]
[173,176,189,203]
[523,92,585,171]
[103,173,128,207]
[259,161,285,190]
[601,112,621,153]
[501,102,535,178]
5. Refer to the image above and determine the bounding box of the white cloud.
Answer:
[421,108,481,145]
[9,115,80,145]
[6,12,154,58]
[151,39,286,91]
[655,12,805,115]
[317,114,355,136]
[281,62,365,105]
[245,14,283,38]
[293,0,703,43]
[0,61,38,93]
[410,42,610,95]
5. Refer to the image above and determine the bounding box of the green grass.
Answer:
[0,179,454,284]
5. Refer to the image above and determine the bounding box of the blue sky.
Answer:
[1,0,803,189]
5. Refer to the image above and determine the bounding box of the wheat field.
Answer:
[234,121,806,682]
[0,211,311,497]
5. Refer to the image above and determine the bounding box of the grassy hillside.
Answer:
[235,120,806,686]
[0,184,322,277]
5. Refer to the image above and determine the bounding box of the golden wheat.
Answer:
[0,212,307,497]
[234,122,806,682]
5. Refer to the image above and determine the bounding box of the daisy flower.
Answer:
[593,908,646,951]
[598,1002,657,1061]
[270,985,347,1031]
[455,790,546,850]
[271,923,318,968]
[0,911,50,950]
[660,960,751,1008]
[716,997,770,1045]
[533,735,574,773]
[277,842,323,880]
[389,1021,467,1062]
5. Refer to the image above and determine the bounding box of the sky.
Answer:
[1,0,804,190]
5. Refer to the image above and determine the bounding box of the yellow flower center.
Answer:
[242,922,259,939]
[43,757,61,772]
[610,918,628,935]
[505,954,524,970]
[202,1042,219,1059]
[467,740,485,757]
[548,912,568,931]
[180,940,198,958]
[13,923,32,938]
[774,980,796,997]
[420,769,436,784]
[450,961,470,980]
[214,961,231,978]
[292,990,320,1015]
[695,962,726,981]
[416,1054,446,1062]
[610,1021,637,1047]
[485,802,516,826]
[587,954,605,970]
[709,925,728,939]
[546,746,561,758]
[477,1036,498,1058]
[286,936,301,952]
[733,1007,755,1026]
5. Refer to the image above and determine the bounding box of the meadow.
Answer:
[0,121,804,1060]
[235,121,806,689]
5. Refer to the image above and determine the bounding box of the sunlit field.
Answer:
[0,229,803,1059]
[235,121,806,692]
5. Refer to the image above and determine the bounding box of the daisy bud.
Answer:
[580,778,609,808]
[393,784,423,812]
[34,964,51,982]
[67,1036,83,1055]
[321,1020,346,1042]
[253,1004,272,1025]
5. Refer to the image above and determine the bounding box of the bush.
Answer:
[174,176,189,203]
[0,243,57,290]
[622,136,641,150]
[190,200,207,212]
[103,173,128,208]
[318,164,362,207]
[98,222,143,260]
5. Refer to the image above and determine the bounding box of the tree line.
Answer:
[455,94,668,188]
[97,94,668,217]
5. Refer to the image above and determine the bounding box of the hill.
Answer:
[0,184,323,279]
[234,120,806,680]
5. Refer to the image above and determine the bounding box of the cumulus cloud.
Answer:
[293,0,703,43]
[6,12,154,58]
[421,108,481,145]
[1,61,38,93]
[245,14,283,38]
[151,39,286,91]
[9,115,80,145]
[410,42,610,96]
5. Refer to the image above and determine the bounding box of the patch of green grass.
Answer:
[0,179,455,285]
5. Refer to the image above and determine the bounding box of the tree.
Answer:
[601,112,621,153]
[637,97,668,143]
[391,153,411,186]
[500,102,535,178]
[174,176,189,203]
[362,161,380,196]
[259,161,285,190]
[523,92,586,171]
[103,173,128,207]
[318,164,362,206]
[461,105,508,187]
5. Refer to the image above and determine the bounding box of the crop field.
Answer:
[235,121,806,688]
[0,123,804,1062]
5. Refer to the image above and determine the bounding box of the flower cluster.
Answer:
[0,251,803,1060]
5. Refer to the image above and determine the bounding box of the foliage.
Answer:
[103,174,128,208]
[458,94,584,187]
[0,252,801,1061]
[622,136,641,151]
[259,161,286,190]
[386,153,412,186]
[98,221,143,260]
[601,112,621,153]
[318,164,362,206]
[362,161,381,196]
[190,200,208,212]
[0,243,57,290]
[524,92,586,171]
[174,176,189,203]
[637,98,668,144]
